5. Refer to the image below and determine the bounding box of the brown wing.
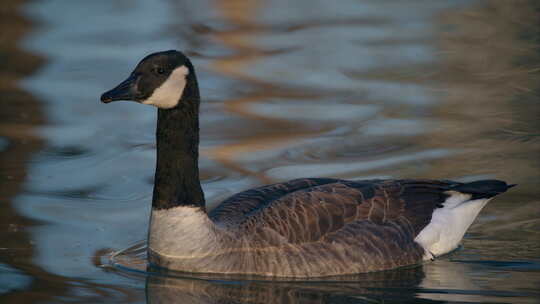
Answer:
[196,179,508,276]
[209,178,341,226]
[209,178,455,245]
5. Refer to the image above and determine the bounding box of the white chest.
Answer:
[148,206,220,259]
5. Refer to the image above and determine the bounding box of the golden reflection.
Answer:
[210,0,263,76]
[205,0,328,184]
[205,0,540,197]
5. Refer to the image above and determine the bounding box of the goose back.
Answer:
[209,178,454,239]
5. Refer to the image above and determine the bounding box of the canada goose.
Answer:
[101,50,514,278]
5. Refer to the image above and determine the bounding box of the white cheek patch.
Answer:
[142,65,189,109]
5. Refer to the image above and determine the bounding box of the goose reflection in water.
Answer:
[143,259,496,304]
[144,266,426,304]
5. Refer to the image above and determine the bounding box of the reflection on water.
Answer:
[108,240,539,303]
[145,268,426,304]
[145,261,538,304]
[1,0,539,303]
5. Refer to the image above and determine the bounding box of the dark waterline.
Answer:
[1,0,539,303]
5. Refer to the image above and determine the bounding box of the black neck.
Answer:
[151,70,205,210]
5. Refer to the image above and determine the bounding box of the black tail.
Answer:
[450,180,516,199]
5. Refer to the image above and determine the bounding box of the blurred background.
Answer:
[1,0,539,303]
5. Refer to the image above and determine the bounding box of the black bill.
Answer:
[101,73,139,103]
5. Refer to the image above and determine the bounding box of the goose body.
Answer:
[101,50,513,278]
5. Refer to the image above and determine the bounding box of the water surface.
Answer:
[1,0,539,303]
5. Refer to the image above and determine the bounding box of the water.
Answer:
[1,0,539,303]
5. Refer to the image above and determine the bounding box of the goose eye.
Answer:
[156,67,165,75]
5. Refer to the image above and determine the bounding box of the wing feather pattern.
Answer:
[210,178,454,241]
[204,178,458,276]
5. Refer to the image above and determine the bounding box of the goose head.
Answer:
[101,50,195,109]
